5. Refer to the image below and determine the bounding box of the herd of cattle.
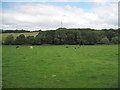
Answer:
[16,46,81,49]
[65,46,81,49]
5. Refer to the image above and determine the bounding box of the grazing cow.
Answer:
[16,46,19,48]
[28,46,33,49]
[74,47,77,49]
[66,46,69,48]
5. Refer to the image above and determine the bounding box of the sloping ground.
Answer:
[0,32,39,43]
[2,45,118,88]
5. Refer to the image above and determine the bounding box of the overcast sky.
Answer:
[0,0,118,31]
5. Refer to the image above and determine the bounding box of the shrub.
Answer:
[100,37,110,44]
[111,36,118,44]
[15,34,26,45]
[4,35,14,45]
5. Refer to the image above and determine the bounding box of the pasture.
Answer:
[2,45,118,88]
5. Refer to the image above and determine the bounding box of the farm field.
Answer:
[2,45,118,88]
[0,32,39,43]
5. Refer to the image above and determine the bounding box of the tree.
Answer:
[26,36,35,45]
[15,34,26,45]
[76,31,82,44]
[78,30,87,45]
[4,35,14,45]
[95,31,106,44]
[80,30,95,45]
[4,28,118,45]
[35,34,42,45]
[111,36,118,44]
[104,29,116,41]
[86,31,97,45]
[66,31,77,44]
[54,30,67,45]
[100,37,110,44]
[44,31,55,44]
[36,32,48,44]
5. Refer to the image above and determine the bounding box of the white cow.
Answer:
[29,46,33,49]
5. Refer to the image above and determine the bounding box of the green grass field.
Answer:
[2,45,118,88]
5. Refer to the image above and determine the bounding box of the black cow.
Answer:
[16,46,19,48]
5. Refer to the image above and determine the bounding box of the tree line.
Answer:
[1,29,42,33]
[3,28,119,45]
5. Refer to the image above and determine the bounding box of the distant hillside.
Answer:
[1,29,41,33]
[1,32,39,43]
[1,30,30,33]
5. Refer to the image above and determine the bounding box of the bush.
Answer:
[26,36,35,45]
[4,35,14,45]
[14,34,26,45]
[100,37,110,44]
[111,36,118,44]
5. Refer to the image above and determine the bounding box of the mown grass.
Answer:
[2,45,118,88]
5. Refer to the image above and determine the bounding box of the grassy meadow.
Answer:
[2,45,118,88]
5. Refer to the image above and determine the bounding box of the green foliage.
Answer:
[26,36,35,45]
[54,30,66,44]
[66,31,77,44]
[95,31,106,44]
[15,34,26,45]
[3,28,119,45]
[4,35,14,45]
[111,36,118,44]
[100,37,110,44]
[104,29,116,41]
[44,31,55,44]
[34,34,42,45]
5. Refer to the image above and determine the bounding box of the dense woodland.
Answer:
[3,28,120,45]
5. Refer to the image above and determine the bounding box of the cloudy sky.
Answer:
[1,0,118,31]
